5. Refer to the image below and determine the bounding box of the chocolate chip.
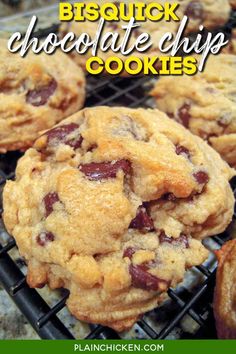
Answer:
[178,103,191,128]
[193,170,209,185]
[185,1,204,20]
[113,2,120,8]
[46,123,78,140]
[163,193,177,202]
[36,232,54,247]
[117,115,143,141]
[167,112,174,119]
[15,258,26,268]
[129,206,154,232]
[36,282,47,289]
[123,247,136,259]
[79,160,131,180]
[207,133,218,140]
[45,123,83,149]
[26,79,57,107]
[159,231,189,248]
[43,192,60,217]
[175,145,191,159]
[87,144,98,152]
[129,264,168,291]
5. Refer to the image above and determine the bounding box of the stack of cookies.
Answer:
[1,0,236,336]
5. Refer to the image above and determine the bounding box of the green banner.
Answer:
[0,340,236,354]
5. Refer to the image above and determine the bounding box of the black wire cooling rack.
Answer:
[0,6,236,340]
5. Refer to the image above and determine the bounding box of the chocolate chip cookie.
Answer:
[0,39,85,153]
[151,54,236,168]
[3,107,234,331]
[214,239,236,339]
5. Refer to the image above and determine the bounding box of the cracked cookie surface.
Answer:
[3,106,234,330]
[151,54,236,168]
[0,39,85,153]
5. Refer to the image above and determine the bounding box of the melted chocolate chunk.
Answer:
[36,232,54,247]
[45,123,83,149]
[129,206,154,232]
[167,112,174,119]
[129,264,168,291]
[193,170,209,185]
[185,1,204,20]
[142,200,159,209]
[123,247,136,259]
[163,193,177,202]
[58,96,76,111]
[79,160,131,180]
[26,79,57,107]
[175,145,191,159]
[43,192,60,217]
[159,231,189,248]
[178,103,191,128]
